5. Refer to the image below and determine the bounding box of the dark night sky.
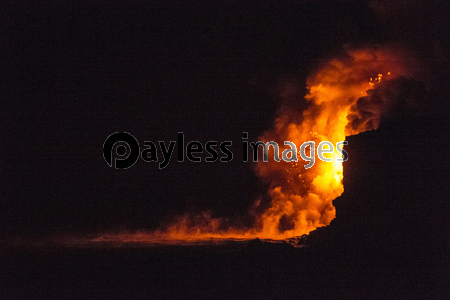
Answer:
[1,1,448,237]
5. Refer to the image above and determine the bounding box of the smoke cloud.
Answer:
[91,45,427,244]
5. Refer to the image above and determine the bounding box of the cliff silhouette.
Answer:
[304,114,449,297]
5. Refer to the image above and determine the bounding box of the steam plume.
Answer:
[92,45,424,244]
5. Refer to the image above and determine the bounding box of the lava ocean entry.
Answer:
[4,2,449,298]
[87,45,423,246]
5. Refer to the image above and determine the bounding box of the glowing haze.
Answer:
[92,46,418,244]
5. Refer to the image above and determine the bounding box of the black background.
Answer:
[1,0,449,238]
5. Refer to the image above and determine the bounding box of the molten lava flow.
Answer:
[92,46,417,245]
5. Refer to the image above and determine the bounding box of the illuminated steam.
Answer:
[92,45,423,244]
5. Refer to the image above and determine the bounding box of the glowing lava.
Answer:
[92,46,417,245]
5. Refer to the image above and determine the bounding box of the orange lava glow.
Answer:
[92,46,416,245]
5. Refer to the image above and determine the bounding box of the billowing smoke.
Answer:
[91,45,425,244]
[251,45,423,239]
[346,77,427,134]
